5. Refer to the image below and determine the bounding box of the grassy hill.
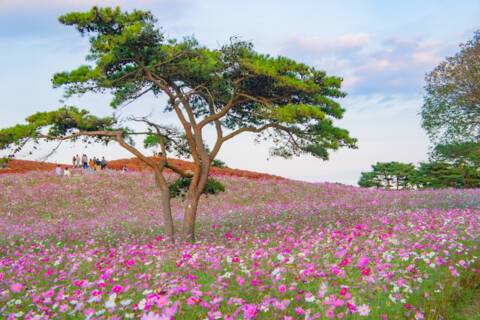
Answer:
[0,170,479,319]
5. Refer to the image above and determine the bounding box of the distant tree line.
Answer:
[360,30,479,190]
[359,141,480,189]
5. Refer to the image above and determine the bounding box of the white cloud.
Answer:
[282,33,454,96]
[285,32,369,56]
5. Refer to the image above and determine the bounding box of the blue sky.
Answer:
[0,0,479,184]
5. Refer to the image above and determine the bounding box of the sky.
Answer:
[0,0,479,184]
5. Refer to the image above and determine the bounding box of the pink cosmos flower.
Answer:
[91,289,102,296]
[278,284,287,293]
[362,268,371,276]
[334,248,347,258]
[84,308,95,317]
[243,304,258,320]
[155,295,170,308]
[250,278,260,286]
[347,302,357,312]
[112,285,124,293]
[10,283,23,293]
[59,304,69,313]
[339,258,350,267]
[273,299,290,311]
[187,296,199,305]
[236,276,245,286]
[326,308,335,319]
[208,310,223,319]
[295,307,305,315]
[357,304,370,316]
[162,302,180,318]
[449,266,460,277]
[357,256,369,269]
[73,279,87,287]
[331,266,342,276]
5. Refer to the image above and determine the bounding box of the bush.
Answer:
[212,159,227,168]
[0,157,10,169]
[169,176,225,198]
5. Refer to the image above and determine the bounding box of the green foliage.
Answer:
[422,30,480,144]
[143,132,192,159]
[211,159,227,168]
[358,171,381,188]
[143,134,162,149]
[51,6,356,161]
[432,141,480,167]
[416,161,480,189]
[0,157,10,168]
[169,176,225,198]
[358,162,417,190]
[359,159,480,189]
[0,106,116,152]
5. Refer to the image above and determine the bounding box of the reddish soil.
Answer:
[0,159,63,174]
[0,158,282,180]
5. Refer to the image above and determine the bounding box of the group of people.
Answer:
[73,154,108,171]
[55,164,71,177]
[54,154,109,177]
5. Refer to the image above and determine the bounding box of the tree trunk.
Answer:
[182,193,201,242]
[160,187,175,242]
[182,162,210,242]
[154,169,175,243]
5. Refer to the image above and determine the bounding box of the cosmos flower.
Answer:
[357,304,371,316]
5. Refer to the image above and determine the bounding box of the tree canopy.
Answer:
[359,160,480,190]
[431,141,480,167]
[358,162,417,190]
[0,106,116,152]
[51,6,357,161]
[421,30,480,144]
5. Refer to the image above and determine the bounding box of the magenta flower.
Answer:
[243,304,258,320]
[112,285,124,293]
[236,276,245,286]
[10,283,23,293]
[357,256,370,269]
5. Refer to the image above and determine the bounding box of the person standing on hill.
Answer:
[55,164,63,176]
[76,154,81,168]
[72,155,76,167]
[82,154,88,169]
[101,156,107,170]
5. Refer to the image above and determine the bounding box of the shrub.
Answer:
[169,176,225,198]
[212,159,227,168]
[0,157,10,169]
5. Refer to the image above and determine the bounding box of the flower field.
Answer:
[0,171,479,319]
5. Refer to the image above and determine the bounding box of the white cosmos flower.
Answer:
[138,298,146,310]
